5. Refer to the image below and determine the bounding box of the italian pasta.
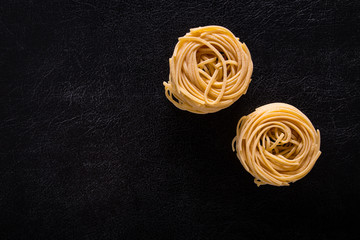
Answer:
[232,103,321,186]
[164,26,253,114]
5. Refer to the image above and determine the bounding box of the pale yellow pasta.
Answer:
[163,25,253,114]
[232,103,321,186]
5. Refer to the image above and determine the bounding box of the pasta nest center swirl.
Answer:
[164,26,253,114]
[233,103,321,186]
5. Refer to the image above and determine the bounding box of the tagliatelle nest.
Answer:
[163,25,253,114]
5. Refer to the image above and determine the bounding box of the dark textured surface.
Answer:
[1,0,359,239]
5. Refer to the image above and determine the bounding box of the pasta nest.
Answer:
[232,103,321,186]
[164,25,253,114]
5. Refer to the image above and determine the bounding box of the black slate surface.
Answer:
[1,0,359,239]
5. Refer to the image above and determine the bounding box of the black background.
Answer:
[1,0,359,239]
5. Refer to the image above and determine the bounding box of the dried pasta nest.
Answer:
[164,25,253,114]
[232,103,321,186]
